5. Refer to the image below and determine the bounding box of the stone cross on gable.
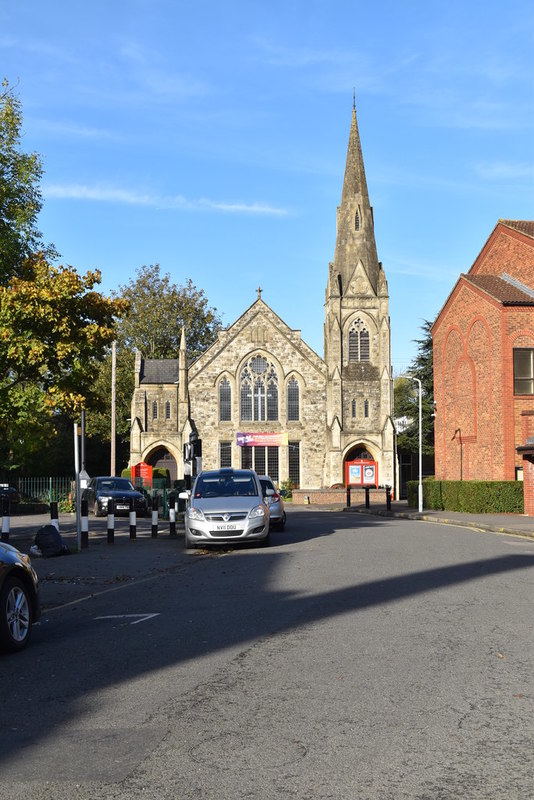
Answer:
[256,286,262,300]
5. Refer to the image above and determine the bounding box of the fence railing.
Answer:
[17,476,74,506]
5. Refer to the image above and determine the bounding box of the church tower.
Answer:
[324,102,394,487]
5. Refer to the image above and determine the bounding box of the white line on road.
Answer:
[95,613,160,625]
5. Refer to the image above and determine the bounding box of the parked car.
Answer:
[83,476,149,517]
[258,476,286,531]
[184,468,272,549]
[0,484,21,507]
[0,542,41,653]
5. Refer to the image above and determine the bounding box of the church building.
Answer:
[129,106,395,490]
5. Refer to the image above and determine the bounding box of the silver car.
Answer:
[259,476,286,531]
[184,468,272,549]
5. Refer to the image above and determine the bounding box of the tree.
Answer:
[394,320,435,456]
[0,253,128,474]
[0,79,56,284]
[86,265,221,469]
[115,264,222,360]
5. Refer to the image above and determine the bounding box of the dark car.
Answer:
[83,476,149,517]
[0,484,21,507]
[0,541,41,653]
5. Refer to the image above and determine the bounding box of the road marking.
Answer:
[95,613,160,625]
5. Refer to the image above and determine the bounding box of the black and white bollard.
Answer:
[1,496,10,542]
[129,497,136,540]
[169,504,176,537]
[386,486,391,512]
[81,499,89,549]
[151,494,159,538]
[50,501,59,532]
[365,487,370,509]
[107,498,115,544]
[346,485,351,508]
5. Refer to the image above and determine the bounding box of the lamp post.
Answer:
[408,376,423,513]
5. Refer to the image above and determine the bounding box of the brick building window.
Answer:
[514,349,534,395]
[240,355,278,421]
[288,441,300,488]
[287,378,300,421]
[219,378,232,421]
[219,442,232,468]
[240,446,279,482]
[348,320,370,362]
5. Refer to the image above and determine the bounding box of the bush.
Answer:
[407,479,523,513]
[280,479,294,499]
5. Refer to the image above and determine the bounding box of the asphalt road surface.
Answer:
[1,508,533,799]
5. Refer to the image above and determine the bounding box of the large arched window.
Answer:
[348,320,370,362]
[240,355,278,421]
[219,378,231,421]
[287,378,300,421]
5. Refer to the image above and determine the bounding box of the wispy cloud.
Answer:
[43,183,289,216]
[33,118,123,141]
[474,161,534,180]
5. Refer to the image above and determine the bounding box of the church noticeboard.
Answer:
[237,432,289,447]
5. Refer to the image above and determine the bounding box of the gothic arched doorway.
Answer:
[344,444,378,488]
[146,447,177,483]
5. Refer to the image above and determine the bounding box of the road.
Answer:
[1,508,533,799]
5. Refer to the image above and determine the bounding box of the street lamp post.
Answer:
[408,377,423,513]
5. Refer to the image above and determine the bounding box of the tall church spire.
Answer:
[333,104,380,295]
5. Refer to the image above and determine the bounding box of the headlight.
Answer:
[188,506,205,521]
[248,504,266,519]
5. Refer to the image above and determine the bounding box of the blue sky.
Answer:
[2,0,533,371]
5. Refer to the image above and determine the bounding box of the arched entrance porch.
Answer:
[343,444,378,488]
[145,446,178,483]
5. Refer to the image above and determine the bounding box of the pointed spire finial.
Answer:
[256,285,263,300]
[353,88,356,111]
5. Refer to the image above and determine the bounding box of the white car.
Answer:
[184,468,272,549]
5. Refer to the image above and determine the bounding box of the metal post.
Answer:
[386,486,391,511]
[50,501,59,532]
[151,494,159,538]
[1,497,10,542]
[110,340,117,476]
[169,506,176,537]
[74,422,81,550]
[365,486,370,509]
[346,485,351,508]
[129,496,136,540]
[107,499,115,544]
[407,376,423,513]
[81,499,89,549]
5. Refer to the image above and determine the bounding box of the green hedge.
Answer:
[407,479,524,513]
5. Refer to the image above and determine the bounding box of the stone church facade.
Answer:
[129,106,395,489]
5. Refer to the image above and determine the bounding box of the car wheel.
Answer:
[277,512,286,532]
[260,529,271,547]
[0,576,33,653]
[184,534,194,550]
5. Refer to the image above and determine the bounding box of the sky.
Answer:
[2,0,533,372]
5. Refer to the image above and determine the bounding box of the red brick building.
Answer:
[432,220,534,481]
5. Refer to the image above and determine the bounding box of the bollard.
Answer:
[81,499,89,549]
[129,497,136,540]
[169,506,176,538]
[151,494,159,538]
[365,486,370,509]
[50,501,59,532]
[107,498,115,544]
[1,496,10,542]
[346,485,351,508]
[386,486,391,512]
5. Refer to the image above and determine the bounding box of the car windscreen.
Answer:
[194,475,258,498]
[98,479,134,491]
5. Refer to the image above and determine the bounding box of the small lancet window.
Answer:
[355,211,360,231]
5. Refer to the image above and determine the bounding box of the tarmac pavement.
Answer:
[1,501,532,612]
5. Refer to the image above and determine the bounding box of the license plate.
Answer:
[215,523,237,531]
[117,504,129,510]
